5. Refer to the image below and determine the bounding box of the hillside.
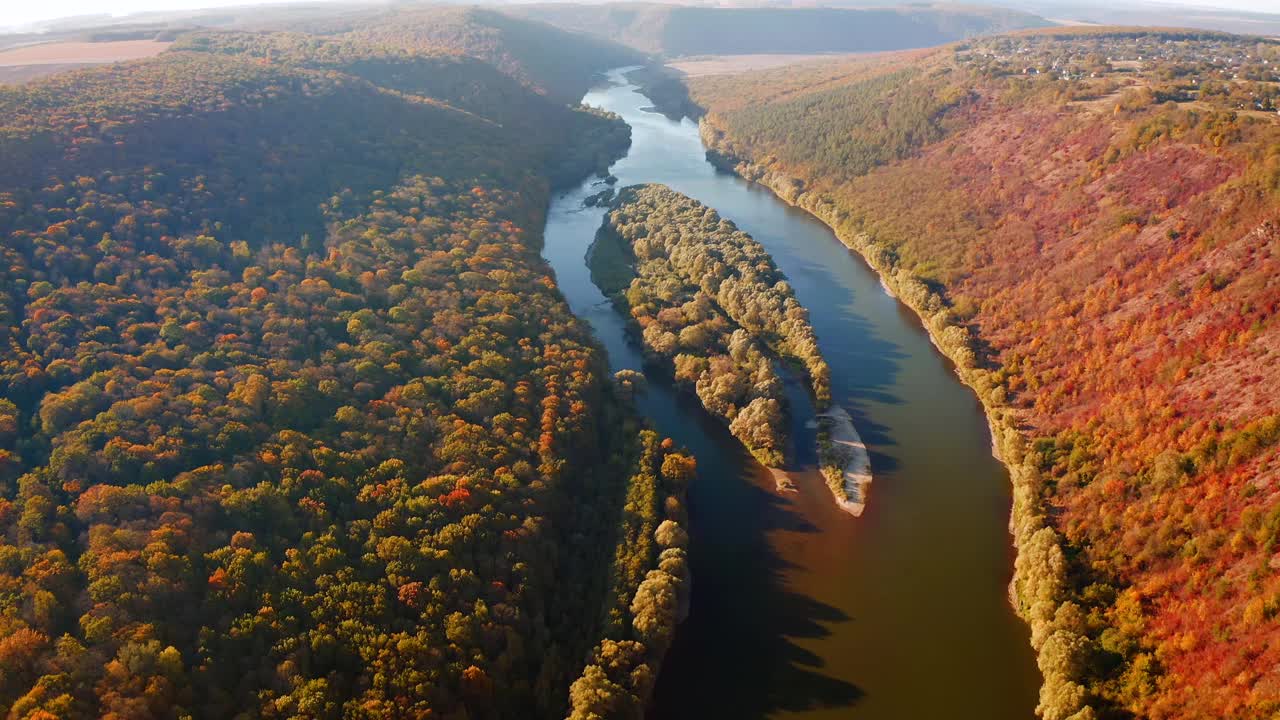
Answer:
[173,30,628,185]
[509,2,1048,57]
[300,6,646,102]
[3,6,646,100]
[689,28,1280,720]
[0,28,688,720]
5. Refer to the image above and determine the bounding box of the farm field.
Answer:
[668,53,873,77]
[0,39,170,82]
[0,39,171,65]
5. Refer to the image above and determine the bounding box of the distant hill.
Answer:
[507,2,1050,56]
[750,0,1280,35]
[971,0,1280,37]
[273,6,647,101]
[3,6,645,100]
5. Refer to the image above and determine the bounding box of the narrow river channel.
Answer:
[542,68,1041,719]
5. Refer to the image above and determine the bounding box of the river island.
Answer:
[589,183,870,513]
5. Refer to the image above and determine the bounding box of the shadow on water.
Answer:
[621,298,870,718]
[647,393,865,719]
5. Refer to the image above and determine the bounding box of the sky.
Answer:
[3,0,344,29]
[3,0,1279,31]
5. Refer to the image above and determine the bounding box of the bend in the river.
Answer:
[541,68,1041,719]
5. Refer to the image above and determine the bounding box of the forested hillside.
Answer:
[172,30,628,186]
[509,2,1047,57]
[295,6,646,103]
[0,22,690,720]
[3,6,645,101]
[691,28,1280,720]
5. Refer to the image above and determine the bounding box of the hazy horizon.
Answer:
[4,0,1280,33]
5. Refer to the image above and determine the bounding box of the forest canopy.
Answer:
[0,18,681,720]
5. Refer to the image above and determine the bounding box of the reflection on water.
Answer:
[541,69,1040,719]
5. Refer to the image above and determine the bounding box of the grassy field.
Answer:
[0,40,170,83]
[668,52,876,77]
[0,39,171,65]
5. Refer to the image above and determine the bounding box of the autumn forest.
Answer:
[0,8,693,719]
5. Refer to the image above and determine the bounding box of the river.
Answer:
[542,68,1041,719]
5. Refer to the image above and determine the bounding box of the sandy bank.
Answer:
[818,406,872,517]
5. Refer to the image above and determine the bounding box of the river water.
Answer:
[542,68,1041,719]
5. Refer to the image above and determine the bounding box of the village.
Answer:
[957,30,1280,114]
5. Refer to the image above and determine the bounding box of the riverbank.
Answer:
[818,405,872,517]
[698,114,1077,717]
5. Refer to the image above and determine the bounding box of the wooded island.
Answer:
[590,185,864,507]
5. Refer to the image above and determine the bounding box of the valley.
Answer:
[1,3,1279,719]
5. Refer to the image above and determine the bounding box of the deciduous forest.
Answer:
[692,28,1280,720]
[0,11,690,719]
